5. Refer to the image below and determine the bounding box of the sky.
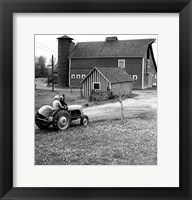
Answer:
[35,34,158,66]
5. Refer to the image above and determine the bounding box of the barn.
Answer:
[57,35,157,89]
[81,67,133,98]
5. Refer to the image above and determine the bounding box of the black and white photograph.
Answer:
[2,0,192,197]
[35,34,157,165]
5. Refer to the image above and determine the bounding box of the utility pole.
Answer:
[52,55,54,92]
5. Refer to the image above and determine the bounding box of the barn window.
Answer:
[76,74,80,79]
[118,59,125,68]
[93,82,100,90]
[71,74,75,79]
[147,59,150,67]
[82,74,86,79]
[133,75,138,80]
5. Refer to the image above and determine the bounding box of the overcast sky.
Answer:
[35,34,158,66]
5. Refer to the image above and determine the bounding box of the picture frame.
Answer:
[0,0,192,199]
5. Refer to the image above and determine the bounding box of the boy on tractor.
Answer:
[53,95,63,109]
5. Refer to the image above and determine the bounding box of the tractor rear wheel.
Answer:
[35,112,50,129]
[53,110,71,131]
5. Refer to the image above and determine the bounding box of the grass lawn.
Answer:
[35,111,157,165]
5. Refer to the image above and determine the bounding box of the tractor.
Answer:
[35,104,89,131]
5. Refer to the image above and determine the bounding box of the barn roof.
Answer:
[69,38,155,58]
[81,67,132,84]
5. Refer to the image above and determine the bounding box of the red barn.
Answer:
[81,67,133,98]
[57,35,157,89]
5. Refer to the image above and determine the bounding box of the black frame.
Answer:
[0,0,192,199]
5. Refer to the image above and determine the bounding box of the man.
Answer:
[60,94,67,107]
[52,95,63,110]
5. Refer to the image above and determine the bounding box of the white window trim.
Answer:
[76,74,80,79]
[142,58,144,89]
[133,75,138,80]
[118,59,125,68]
[93,82,101,90]
[82,74,86,79]
[147,59,150,66]
[71,74,75,79]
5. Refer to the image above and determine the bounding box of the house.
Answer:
[57,35,157,89]
[81,67,133,98]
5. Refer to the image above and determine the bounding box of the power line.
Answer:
[35,41,57,53]
[35,45,56,56]
[35,45,54,54]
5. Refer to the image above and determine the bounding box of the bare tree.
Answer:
[112,89,127,120]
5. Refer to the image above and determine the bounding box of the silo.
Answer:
[57,35,74,88]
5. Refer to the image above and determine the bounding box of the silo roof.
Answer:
[57,35,73,40]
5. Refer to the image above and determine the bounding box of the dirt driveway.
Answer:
[84,89,157,122]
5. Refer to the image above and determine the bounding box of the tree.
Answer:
[35,56,47,78]
[112,89,128,120]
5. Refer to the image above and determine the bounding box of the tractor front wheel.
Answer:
[53,110,71,131]
[80,115,89,126]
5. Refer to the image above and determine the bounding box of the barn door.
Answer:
[148,74,153,88]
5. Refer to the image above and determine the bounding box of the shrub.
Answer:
[89,90,113,102]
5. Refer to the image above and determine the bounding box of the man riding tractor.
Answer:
[35,95,89,131]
